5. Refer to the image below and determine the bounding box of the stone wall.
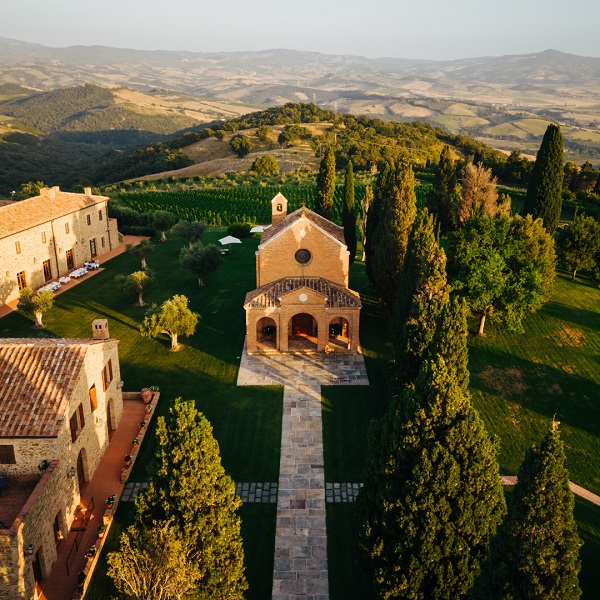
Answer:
[257,217,349,288]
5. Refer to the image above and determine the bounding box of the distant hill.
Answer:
[1,38,599,165]
[0,82,258,194]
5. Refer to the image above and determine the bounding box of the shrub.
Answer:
[227,222,253,238]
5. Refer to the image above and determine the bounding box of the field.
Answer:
[1,213,599,597]
[112,182,431,226]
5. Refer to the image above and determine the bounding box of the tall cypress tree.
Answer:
[432,145,458,233]
[366,159,395,287]
[135,398,247,599]
[357,299,505,600]
[394,208,449,389]
[342,160,358,265]
[474,424,582,600]
[523,124,564,234]
[315,146,336,219]
[371,161,417,319]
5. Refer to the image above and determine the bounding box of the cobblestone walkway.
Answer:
[325,483,363,503]
[236,482,279,503]
[121,481,149,502]
[238,348,368,600]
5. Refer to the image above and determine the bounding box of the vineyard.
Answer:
[112,184,431,225]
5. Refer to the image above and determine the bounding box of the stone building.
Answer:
[244,193,362,353]
[0,187,121,309]
[0,320,123,600]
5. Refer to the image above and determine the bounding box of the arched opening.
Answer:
[256,317,277,350]
[288,313,318,351]
[106,397,116,435]
[328,317,350,350]
[76,448,88,488]
[53,510,66,547]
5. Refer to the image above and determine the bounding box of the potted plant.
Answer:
[145,404,153,413]
[38,459,49,472]
[124,455,131,466]
[105,494,116,508]
[132,438,139,445]
[85,546,97,559]
[139,420,146,429]
[149,385,159,392]
[77,572,86,590]
[97,523,107,538]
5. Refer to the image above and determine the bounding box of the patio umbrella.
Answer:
[218,235,242,253]
[250,225,265,233]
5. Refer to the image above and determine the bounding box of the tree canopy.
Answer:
[342,160,357,265]
[115,270,155,307]
[556,214,600,280]
[127,239,153,269]
[314,146,336,219]
[151,211,177,242]
[179,242,222,287]
[523,124,565,234]
[17,287,54,329]
[229,134,253,157]
[251,154,279,176]
[448,214,555,335]
[473,424,582,600]
[456,162,501,224]
[431,145,458,233]
[357,299,505,599]
[171,220,207,248]
[140,294,199,350]
[134,398,247,599]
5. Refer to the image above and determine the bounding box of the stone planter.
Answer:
[140,388,152,403]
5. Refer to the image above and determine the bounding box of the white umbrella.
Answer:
[218,235,242,245]
[218,235,242,253]
[250,225,265,233]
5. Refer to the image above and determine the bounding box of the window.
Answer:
[15,241,21,254]
[101,236,105,248]
[90,239,97,258]
[0,445,16,464]
[98,210,103,221]
[69,403,86,443]
[65,222,70,234]
[43,260,52,282]
[66,249,74,270]
[102,359,113,391]
[41,231,47,244]
[295,249,312,265]
[89,385,98,411]
[86,215,91,226]
[17,271,26,290]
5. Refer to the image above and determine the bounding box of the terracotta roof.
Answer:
[244,277,362,309]
[0,187,108,240]
[0,338,106,438]
[0,200,15,208]
[260,206,346,246]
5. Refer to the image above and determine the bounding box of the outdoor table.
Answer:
[59,276,71,284]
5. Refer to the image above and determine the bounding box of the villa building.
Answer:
[244,193,362,353]
[0,320,123,600]
[0,187,121,309]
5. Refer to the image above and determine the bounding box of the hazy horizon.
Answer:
[2,0,599,62]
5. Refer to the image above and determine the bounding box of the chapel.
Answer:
[243,193,362,353]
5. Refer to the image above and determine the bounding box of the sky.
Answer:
[2,0,599,61]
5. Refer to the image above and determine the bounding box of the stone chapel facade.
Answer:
[244,193,362,353]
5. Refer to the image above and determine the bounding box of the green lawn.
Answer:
[0,230,282,600]
[322,260,600,599]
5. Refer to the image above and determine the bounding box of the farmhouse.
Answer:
[0,187,121,309]
[244,193,362,353]
[0,320,123,600]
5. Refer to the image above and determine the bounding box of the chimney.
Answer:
[92,319,109,340]
[84,187,92,196]
[271,192,288,226]
[41,187,55,199]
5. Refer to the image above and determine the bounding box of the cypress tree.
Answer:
[523,124,565,234]
[432,145,458,233]
[342,160,358,265]
[474,424,582,600]
[371,161,417,319]
[357,299,505,600]
[366,159,395,287]
[394,208,450,389]
[315,146,336,219]
[136,398,247,599]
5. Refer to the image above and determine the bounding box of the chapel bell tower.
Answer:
[271,192,288,226]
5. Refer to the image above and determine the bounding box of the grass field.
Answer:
[2,226,599,598]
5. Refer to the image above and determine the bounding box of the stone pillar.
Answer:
[246,313,257,353]
[317,316,327,352]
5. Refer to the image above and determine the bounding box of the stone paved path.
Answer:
[238,349,368,600]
